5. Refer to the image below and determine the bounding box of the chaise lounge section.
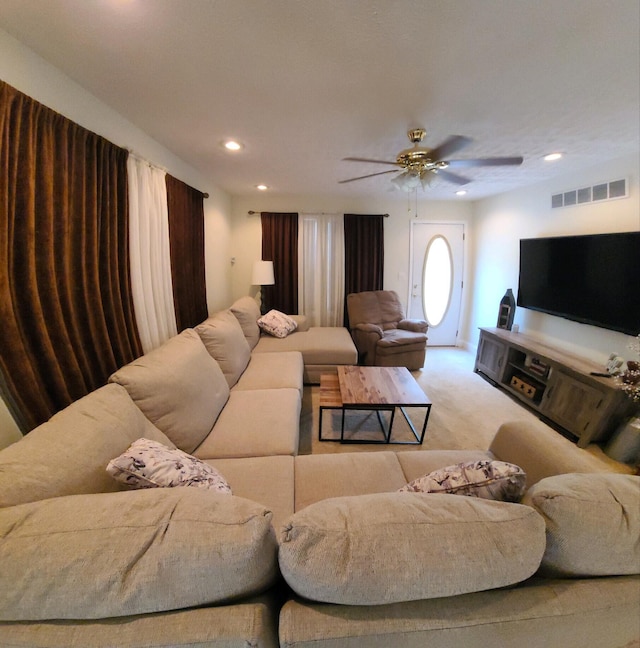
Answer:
[230,296,358,383]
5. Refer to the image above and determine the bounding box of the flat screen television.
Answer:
[517,231,640,336]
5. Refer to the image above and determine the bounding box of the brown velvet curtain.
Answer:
[0,81,142,432]
[165,175,208,330]
[343,213,385,326]
[260,212,298,313]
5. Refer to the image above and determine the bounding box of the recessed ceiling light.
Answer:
[222,140,243,152]
[456,190,467,196]
[543,152,563,161]
[256,184,269,191]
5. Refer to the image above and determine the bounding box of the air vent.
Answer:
[551,178,627,209]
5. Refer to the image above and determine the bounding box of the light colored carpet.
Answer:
[299,347,624,467]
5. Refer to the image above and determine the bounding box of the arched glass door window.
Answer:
[422,235,453,327]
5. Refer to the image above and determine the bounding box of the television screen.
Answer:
[517,232,640,336]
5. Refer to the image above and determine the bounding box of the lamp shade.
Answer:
[251,260,275,286]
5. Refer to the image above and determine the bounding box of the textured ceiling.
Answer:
[1,0,639,200]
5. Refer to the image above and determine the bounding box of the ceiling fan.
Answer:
[339,128,523,190]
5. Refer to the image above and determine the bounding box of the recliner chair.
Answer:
[346,290,428,370]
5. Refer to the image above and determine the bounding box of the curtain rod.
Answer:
[126,149,209,199]
[247,210,388,217]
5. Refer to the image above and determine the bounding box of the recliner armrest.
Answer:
[352,323,384,337]
[398,318,428,334]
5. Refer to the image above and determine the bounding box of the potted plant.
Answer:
[606,335,640,466]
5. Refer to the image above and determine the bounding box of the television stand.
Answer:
[474,327,637,447]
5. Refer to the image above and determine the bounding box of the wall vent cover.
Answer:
[551,178,627,209]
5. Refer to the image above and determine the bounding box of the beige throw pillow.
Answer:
[0,384,173,508]
[109,329,229,453]
[196,310,251,387]
[230,296,262,349]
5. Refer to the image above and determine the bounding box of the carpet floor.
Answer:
[298,347,623,469]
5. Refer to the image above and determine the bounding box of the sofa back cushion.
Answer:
[0,488,278,620]
[195,310,251,388]
[230,296,262,349]
[523,473,640,577]
[279,492,545,605]
[109,329,229,453]
[0,384,172,508]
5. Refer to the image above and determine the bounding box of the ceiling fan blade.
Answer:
[435,168,471,186]
[428,135,473,162]
[446,156,524,168]
[342,156,400,166]
[338,169,399,184]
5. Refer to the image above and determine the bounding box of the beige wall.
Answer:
[229,193,473,314]
[466,152,640,364]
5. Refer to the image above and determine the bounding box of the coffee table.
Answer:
[319,366,432,444]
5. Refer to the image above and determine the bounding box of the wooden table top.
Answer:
[337,366,431,407]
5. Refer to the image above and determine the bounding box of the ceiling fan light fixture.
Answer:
[392,170,429,192]
[543,152,563,161]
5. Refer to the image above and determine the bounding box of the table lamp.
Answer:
[251,260,275,314]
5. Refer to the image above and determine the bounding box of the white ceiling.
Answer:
[1,0,639,200]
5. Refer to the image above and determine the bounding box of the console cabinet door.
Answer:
[475,334,508,382]
[541,372,607,439]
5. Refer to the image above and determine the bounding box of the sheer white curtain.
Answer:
[298,213,345,326]
[127,155,177,353]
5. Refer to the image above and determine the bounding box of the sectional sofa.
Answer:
[0,296,638,648]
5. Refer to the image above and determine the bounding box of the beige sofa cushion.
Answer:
[254,327,357,366]
[279,576,640,648]
[0,488,278,620]
[0,384,172,508]
[0,596,280,648]
[194,388,301,459]
[524,473,640,577]
[279,492,545,605]
[230,296,262,349]
[294,451,407,511]
[208,455,295,532]
[109,329,229,453]
[195,310,251,388]
[233,351,304,396]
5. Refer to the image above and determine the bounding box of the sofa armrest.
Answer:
[398,318,428,333]
[489,421,634,488]
[289,314,309,332]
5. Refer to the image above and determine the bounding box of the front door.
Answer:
[409,222,464,346]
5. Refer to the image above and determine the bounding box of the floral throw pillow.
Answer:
[399,460,526,503]
[257,309,298,338]
[107,438,232,494]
